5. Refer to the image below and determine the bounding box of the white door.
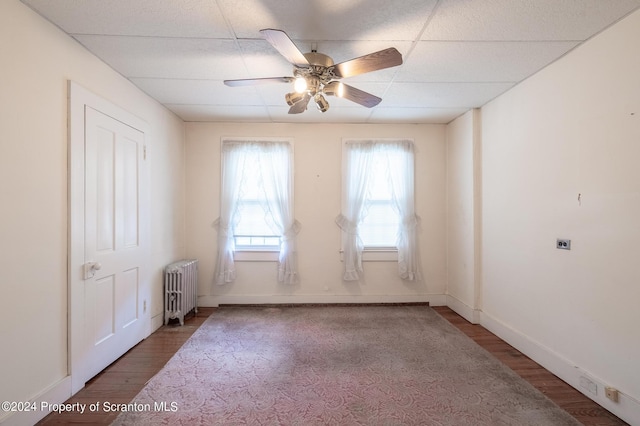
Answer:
[80,105,148,383]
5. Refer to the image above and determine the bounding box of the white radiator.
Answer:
[164,259,198,326]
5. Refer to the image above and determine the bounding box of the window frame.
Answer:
[340,138,415,262]
[220,137,294,262]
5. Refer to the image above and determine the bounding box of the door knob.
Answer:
[84,261,102,279]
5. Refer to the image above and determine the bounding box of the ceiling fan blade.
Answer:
[332,47,402,79]
[224,77,294,87]
[288,93,311,114]
[260,29,310,67]
[340,84,382,108]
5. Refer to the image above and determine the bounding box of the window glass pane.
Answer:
[360,149,398,248]
[241,153,262,199]
[227,143,290,250]
[235,201,276,237]
[361,201,399,247]
[235,236,251,246]
[368,156,391,201]
[263,237,281,246]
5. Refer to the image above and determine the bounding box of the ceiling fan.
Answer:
[224,29,403,114]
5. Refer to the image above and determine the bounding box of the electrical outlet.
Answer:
[557,239,571,250]
[605,387,619,402]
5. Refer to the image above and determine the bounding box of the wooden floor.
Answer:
[37,306,626,425]
[432,307,626,426]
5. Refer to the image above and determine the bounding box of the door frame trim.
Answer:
[68,81,151,394]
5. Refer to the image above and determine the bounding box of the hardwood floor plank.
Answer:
[37,308,214,425]
[432,306,627,426]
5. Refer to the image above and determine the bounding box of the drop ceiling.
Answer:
[21,0,640,124]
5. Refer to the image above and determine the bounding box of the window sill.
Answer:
[363,249,398,262]
[234,250,279,262]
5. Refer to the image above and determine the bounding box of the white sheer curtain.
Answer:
[259,142,300,284]
[335,142,374,280]
[214,140,299,285]
[336,140,419,281]
[213,143,246,284]
[386,140,420,281]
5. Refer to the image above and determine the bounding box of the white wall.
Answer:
[479,9,640,423]
[445,109,481,323]
[186,123,447,305]
[0,1,185,424]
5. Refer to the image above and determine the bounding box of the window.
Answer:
[232,150,281,251]
[336,139,420,281]
[358,151,401,249]
[214,139,299,285]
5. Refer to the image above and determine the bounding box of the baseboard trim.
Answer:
[219,302,431,308]
[0,376,71,426]
[151,312,164,333]
[480,311,640,425]
[199,294,446,307]
[445,294,481,324]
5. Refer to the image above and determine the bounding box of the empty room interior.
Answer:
[1,0,639,424]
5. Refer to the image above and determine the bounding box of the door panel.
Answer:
[96,127,115,252]
[84,106,146,381]
[121,137,139,248]
[119,267,139,328]
[93,274,115,345]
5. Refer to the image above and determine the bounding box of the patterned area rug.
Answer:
[113,306,580,425]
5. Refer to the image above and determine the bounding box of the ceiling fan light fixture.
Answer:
[285,91,305,106]
[315,94,329,113]
[225,29,403,114]
[294,77,307,93]
[323,81,344,98]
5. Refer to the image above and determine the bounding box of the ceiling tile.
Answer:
[384,82,515,108]
[236,39,298,78]
[74,35,247,79]
[217,0,438,40]
[370,107,469,124]
[423,0,640,41]
[397,41,579,82]
[167,104,272,122]
[130,78,262,106]
[22,0,233,38]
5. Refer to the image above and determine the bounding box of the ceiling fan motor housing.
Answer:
[303,52,334,67]
[294,52,337,98]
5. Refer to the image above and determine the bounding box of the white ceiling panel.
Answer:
[383,83,515,108]
[397,41,580,83]
[130,78,262,106]
[74,36,247,79]
[167,104,272,122]
[422,0,640,41]
[370,107,469,124]
[236,39,298,78]
[22,0,232,38]
[20,0,640,123]
[217,0,439,40]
